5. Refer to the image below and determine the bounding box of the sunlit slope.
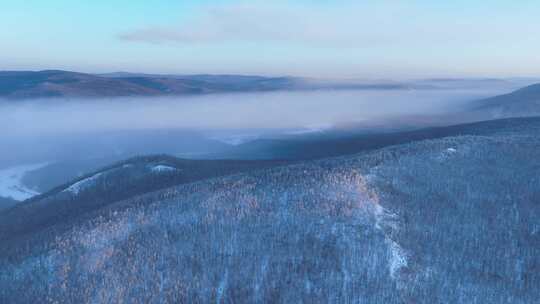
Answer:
[1,118,539,303]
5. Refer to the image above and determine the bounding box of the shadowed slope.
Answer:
[0,155,288,242]
[471,83,540,118]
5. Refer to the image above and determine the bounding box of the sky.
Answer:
[1,0,540,78]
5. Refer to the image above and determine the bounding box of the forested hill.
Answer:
[223,116,540,160]
[0,155,288,242]
[1,116,539,303]
[0,70,410,99]
[471,83,540,117]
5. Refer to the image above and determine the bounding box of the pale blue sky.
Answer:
[1,0,539,78]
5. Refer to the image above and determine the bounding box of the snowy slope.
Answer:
[62,172,103,195]
[0,163,48,201]
[1,118,539,303]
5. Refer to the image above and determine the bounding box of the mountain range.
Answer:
[0,70,414,99]
[2,70,540,122]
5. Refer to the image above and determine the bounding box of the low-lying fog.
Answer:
[0,88,511,134]
[0,86,519,167]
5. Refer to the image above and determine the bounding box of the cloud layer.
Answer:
[117,1,538,50]
[118,3,369,46]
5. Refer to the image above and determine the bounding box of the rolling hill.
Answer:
[0,155,288,242]
[471,83,540,118]
[221,117,540,160]
[1,117,539,303]
[0,70,412,99]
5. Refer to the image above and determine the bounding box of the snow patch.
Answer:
[63,173,103,195]
[364,165,408,282]
[210,134,259,145]
[216,270,228,304]
[387,239,408,279]
[0,163,48,201]
[436,147,458,161]
[369,201,407,280]
[532,224,539,236]
[151,165,177,173]
[287,123,333,135]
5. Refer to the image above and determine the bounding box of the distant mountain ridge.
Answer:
[3,69,537,100]
[221,116,540,160]
[471,83,540,117]
[0,70,413,99]
[0,70,294,99]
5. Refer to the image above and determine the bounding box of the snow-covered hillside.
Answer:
[0,163,47,201]
[1,118,539,303]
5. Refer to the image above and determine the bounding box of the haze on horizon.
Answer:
[2,0,540,79]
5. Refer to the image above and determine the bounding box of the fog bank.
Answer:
[0,88,511,137]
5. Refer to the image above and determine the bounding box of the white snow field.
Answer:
[0,163,48,201]
[62,172,104,195]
